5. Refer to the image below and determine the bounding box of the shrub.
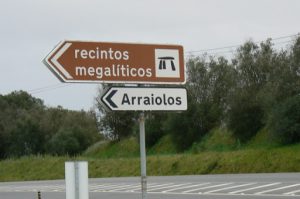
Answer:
[268,95,300,144]
[227,90,264,143]
[145,112,166,147]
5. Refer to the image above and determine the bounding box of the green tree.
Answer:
[0,91,101,158]
[145,112,166,147]
[268,95,300,144]
[0,91,46,157]
[207,57,237,122]
[7,113,45,157]
[95,84,136,141]
[166,56,230,151]
[0,95,11,158]
[44,108,101,155]
[227,89,264,142]
[227,41,269,141]
[47,128,81,155]
[264,36,300,144]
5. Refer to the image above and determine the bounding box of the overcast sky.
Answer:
[1,0,299,111]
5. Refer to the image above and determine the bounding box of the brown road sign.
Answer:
[43,41,185,84]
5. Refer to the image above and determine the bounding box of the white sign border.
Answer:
[101,86,188,111]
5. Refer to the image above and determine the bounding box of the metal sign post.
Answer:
[139,112,147,199]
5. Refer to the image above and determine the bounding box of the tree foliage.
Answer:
[268,95,300,144]
[145,112,166,147]
[164,56,236,151]
[0,91,101,158]
[94,36,300,149]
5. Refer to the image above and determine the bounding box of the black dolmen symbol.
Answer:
[158,57,176,71]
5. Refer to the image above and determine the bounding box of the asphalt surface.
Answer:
[0,173,300,199]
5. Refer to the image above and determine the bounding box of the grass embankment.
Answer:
[1,144,300,182]
[1,128,300,181]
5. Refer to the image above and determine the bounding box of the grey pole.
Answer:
[74,162,79,199]
[139,112,147,199]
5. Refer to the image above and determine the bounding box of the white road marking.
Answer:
[127,183,174,192]
[204,183,256,193]
[284,189,300,195]
[147,183,191,192]
[91,183,130,191]
[89,184,115,191]
[196,192,300,197]
[229,182,282,194]
[255,183,300,195]
[1,181,300,197]
[108,183,149,191]
[182,183,233,193]
[162,183,210,193]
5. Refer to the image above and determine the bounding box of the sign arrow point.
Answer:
[105,89,118,109]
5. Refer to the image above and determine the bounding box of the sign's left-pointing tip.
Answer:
[43,41,74,82]
[105,90,118,109]
[100,87,114,112]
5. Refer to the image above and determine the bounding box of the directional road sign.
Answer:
[44,41,185,84]
[101,87,187,111]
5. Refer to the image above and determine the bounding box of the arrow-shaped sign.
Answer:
[43,41,185,84]
[45,42,73,81]
[101,87,187,111]
[104,89,118,108]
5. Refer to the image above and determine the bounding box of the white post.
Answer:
[139,112,147,199]
[65,161,89,199]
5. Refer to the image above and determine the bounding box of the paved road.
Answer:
[0,173,300,199]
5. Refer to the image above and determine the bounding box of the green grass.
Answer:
[84,137,140,158]
[1,144,300,182]
[0,155,67,181]
[148,135,177,155]
[189,127,239,152]
[1,128,300,182]
[246,127,280,148]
